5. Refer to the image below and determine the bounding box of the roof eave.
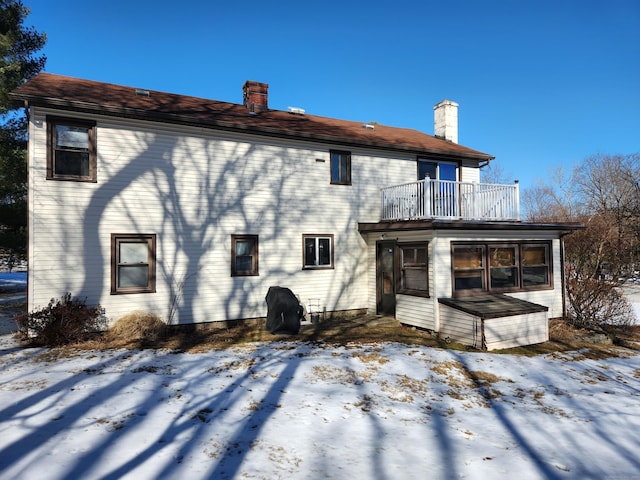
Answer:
[10,92,494,161]
[357,219,585,234]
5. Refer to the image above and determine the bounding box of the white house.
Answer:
[10,73,581,349]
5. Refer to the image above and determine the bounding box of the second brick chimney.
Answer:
[243,81,269,113]
[433,99,459,144]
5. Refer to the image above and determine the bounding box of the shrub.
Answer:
[566,276,636,332]
[16,293,104,346]
[106,310,167,344]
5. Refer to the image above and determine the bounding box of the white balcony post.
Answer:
[514,180,520,220]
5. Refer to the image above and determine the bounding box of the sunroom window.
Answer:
[452,242,552,295]
[453,246,485,291]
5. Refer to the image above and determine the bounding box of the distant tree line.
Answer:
[0,0,46,257]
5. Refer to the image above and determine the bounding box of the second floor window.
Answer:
[330,150,351,185]
[47,116,97,182]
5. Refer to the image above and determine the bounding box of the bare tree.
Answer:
[480,161,513,185]
[522,167,581,222]
[522,154,640,331]
[573,154,640,278]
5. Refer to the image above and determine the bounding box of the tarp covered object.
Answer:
[265,286,302,334]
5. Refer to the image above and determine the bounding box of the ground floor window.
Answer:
[111,234,156,294]
[398,243,429,296]
[452,241,552,294]
[303,234,334,269]
[231,235,259,276]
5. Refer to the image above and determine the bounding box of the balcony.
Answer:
[381,179,520,221]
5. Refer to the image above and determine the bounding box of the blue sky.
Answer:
[23,0,640,190]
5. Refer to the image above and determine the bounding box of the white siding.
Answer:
[27,108,430,325]
[439,305,549,351]
[459,165,480,183]
[438,305,483,348]
[396,295,436,330]
[484,312,548,350]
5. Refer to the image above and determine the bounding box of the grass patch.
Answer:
[5,302,640,358]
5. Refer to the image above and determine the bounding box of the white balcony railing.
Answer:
[381,179,520,221]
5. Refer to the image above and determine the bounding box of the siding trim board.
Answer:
[359,220,584,234]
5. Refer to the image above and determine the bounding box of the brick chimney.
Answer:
[243,81,269,112]
[433,99,458,144]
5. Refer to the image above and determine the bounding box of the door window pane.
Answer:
[439,163,457,181]
[418,161,437,180]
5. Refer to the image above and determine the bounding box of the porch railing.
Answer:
[381,179,520,221]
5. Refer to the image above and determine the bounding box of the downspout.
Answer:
[559,230,572,320]
[432,231,439,332]
[478,158,492,169]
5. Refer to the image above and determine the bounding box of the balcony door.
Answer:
[418,160,458,216]
[418,160,457,181]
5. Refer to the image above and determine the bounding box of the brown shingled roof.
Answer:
[10,73,493,161]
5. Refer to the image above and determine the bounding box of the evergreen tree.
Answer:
[0,0,46,256]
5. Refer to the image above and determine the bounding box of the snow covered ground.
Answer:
[1,326,639,479]
[0,276,639,479]
[623,283,640,323]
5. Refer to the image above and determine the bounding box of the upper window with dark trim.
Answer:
[231,234,259,276]
[452,241,552,295]
[47,116,97,182]
[398,243,429,296]
[111,234,156,294]
[330,150,351,185]
[303,234,334,269]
